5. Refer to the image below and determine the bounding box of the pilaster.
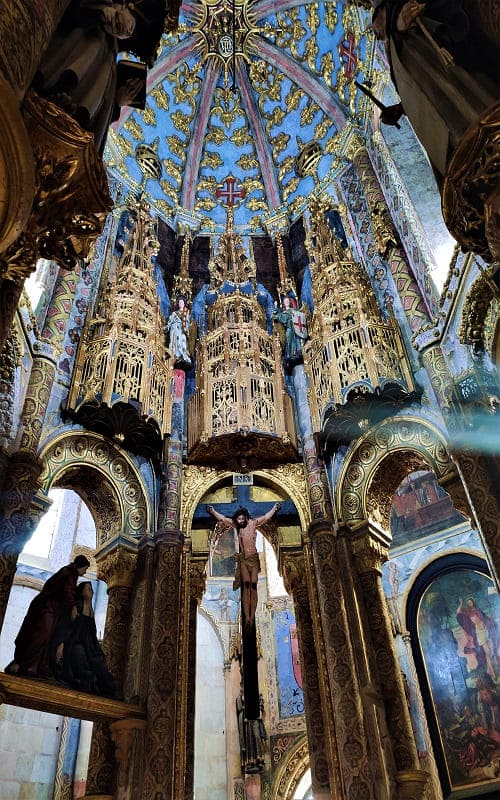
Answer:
[349,522,428,799]
[308,518,377,800]
[141,529,185,800]
[183,556,207,800]
[282,550,332,799]
[85,544,138,797]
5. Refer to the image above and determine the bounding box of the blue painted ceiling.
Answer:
[106,0,373,234]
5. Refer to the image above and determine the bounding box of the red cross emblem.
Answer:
[215,175,247,207]
[339,32,357,80]
[292,309,308,339]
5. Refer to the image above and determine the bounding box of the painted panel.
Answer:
[274,608,304,718]
[418,569,500,793]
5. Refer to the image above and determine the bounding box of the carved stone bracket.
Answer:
[1,90,112,284]
[443,100,500,260]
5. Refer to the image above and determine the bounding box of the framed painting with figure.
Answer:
[416,566,500,797]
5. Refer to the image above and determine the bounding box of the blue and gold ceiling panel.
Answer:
[107,0,373,234]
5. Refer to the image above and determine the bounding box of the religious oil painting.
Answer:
[202,579,239,624]
[418,569,500,793]
[274,609,304,719]
[390,471,466,550]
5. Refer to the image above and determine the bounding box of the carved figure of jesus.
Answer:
[207,503,281,631]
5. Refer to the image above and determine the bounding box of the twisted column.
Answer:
[282,550,332,800]
[350,524,428,799]
[308,519,378,800]
[348,139,433,332]
[85,546,137,797]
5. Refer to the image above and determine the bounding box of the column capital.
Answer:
[307,517,335,541]
[350,524,390,575]
[96,546,138,590]
[395,769,429,800]
[110,717,147,768]
[189,557,207,603]
[156,529,185,548]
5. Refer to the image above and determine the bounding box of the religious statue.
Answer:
[54,581,118,697]
[207,503,281,632]
[5,555,90,679]
[236,686,267,773]
[32,0,147,154]
[166,295,194,367]
[372,0,500,181]
[273,293,308,371]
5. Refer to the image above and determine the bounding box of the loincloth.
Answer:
[233,552,261,590]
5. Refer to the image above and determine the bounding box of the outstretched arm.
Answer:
[254,502,281,527]
[207,505,234,527]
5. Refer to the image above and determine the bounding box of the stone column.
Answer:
[400,633,443,800]
[349,523,428,800]
[123,536,156,705]
[84,546,138,798]
[110,718,148,800]
[348,139,433,333]
[141,530,185,800]
[282,551,331,800]
[451,452,500,583]
[308,519,378,800]
[0,343,57,628]
[184,557,207,800]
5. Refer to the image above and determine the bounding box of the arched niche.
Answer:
[39,432,151,546]
[337,416,455,532]
[405,553,500,799]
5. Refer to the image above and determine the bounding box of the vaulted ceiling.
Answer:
[106,0,374,234]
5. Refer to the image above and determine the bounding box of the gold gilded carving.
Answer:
[188,211,297,467]
[40,433,150,545]
[458,265,500,350]
[181,464,310,540]
[97,548,137,590]
[303,200,414,432]
[351,531,389,575]
[443,101,500,260]
[282,552,306,598]
[338,417,453,526]
[0,673,144,722]
[274,737,310,800]
[1,91,111,283]
[189,558,207,602]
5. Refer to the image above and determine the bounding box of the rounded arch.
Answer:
[39,432,151,546]
[273,735,310,800]
[180,464,311,540]
[197,604,226,655]
[337,416,454,531]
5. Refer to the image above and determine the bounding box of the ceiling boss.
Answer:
[190,0,256,88]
